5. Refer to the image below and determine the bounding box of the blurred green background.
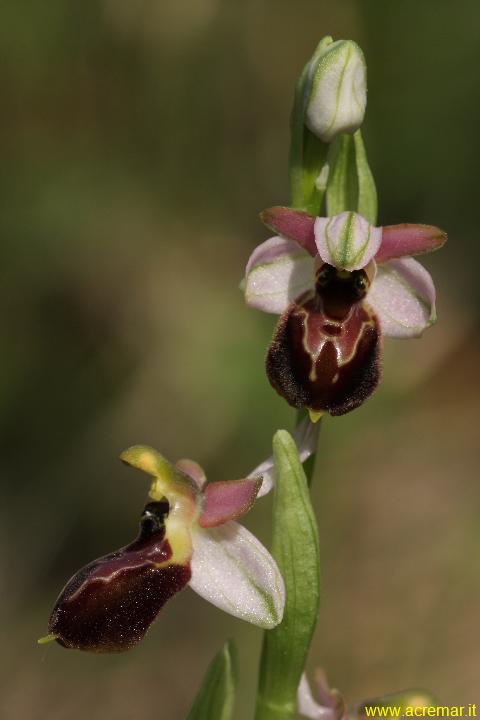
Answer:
[1,0,479,717]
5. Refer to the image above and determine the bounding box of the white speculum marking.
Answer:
[298,299,375,383]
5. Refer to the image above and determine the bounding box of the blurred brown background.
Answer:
[1,1,479,718]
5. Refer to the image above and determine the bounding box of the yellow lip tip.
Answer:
[308,409,325,424]
[37,633,58,645]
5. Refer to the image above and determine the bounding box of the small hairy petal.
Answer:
[260,207,317,256]
[367,258,436,338]
[315,212,382,271]
[199,477,262,528]
[376,224,447,263]
[189,522,285,629]
[251,417,320,498]
[245,236,314,314]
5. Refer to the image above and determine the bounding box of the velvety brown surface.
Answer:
[266,268,381,415]
[48,503,191,653]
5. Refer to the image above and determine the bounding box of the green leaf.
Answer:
[255,430,320,720]
[186,641,237,720]
[326,129,377,223]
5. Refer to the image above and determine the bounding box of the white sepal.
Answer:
[367,257,436,338]
[189,521,285,629]
[244,236,314,314]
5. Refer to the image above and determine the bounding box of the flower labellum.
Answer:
[244,206,446,418]
[40,446,285,653]
[46,500,191,653]
[266,262,381,417]
[305,38,367,143]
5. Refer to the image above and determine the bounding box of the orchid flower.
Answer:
[41,445,285,653]
[244,207,446,419]
[298,669,434,720]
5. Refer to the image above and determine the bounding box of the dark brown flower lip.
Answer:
[266,292,381,417]
[45,501,192,653]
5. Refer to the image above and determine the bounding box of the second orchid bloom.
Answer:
[43,446,285,653]
[244,207,446,419]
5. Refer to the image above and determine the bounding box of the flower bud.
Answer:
[305,39,367,143]
[44,501,191,653]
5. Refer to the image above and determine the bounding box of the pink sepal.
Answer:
[199,477,262,528]
[376,224,446,263]
[261,207,317,257]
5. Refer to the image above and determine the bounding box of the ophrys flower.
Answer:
[40,445,285,653]
[244,207,446,418]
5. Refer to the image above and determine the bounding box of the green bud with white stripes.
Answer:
[305,38,367,143]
